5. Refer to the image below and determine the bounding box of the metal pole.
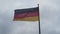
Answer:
[38,4,41,34]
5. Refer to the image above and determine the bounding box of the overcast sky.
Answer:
[0,0,60,34]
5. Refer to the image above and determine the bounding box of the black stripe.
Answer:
[15,7,39,14]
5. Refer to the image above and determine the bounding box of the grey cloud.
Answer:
[40,0,60,34]
[0,0,60,34]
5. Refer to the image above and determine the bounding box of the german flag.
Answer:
[13,7,39,21]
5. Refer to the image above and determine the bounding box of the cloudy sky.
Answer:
[0,0,60,34]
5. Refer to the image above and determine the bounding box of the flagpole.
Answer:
[38,4,41,34]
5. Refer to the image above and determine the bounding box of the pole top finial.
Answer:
[38,4,39,7]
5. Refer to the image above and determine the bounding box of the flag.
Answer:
[13,7,39,21]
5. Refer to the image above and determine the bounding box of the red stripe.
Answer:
[14,11,38,18]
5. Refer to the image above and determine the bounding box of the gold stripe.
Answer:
[14,16,38,21]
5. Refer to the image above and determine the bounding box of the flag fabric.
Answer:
[14,7,39,21]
